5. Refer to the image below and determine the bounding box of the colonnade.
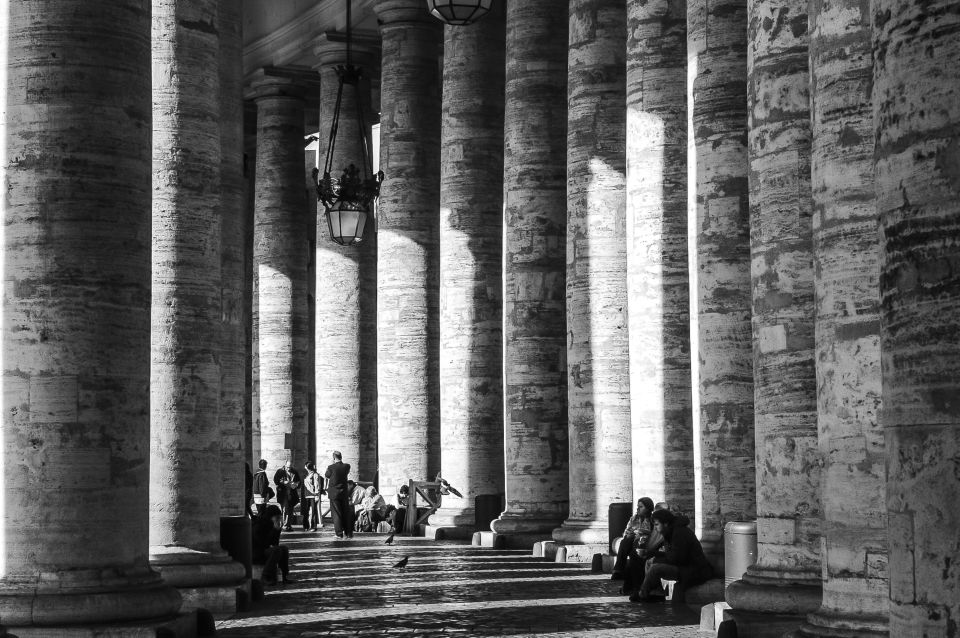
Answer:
[2,1,959,637]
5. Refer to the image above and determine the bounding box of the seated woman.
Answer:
[612,497,654,580]
[386,484,410,533]
[356,485,388,532]
[631,509,712,603]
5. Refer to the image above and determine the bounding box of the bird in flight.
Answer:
[384,533,395,545]
[392,556,409,570]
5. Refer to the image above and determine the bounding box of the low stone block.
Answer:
[426,525,473,541]
[700,601,732,632]
[532,540,559,560]
[555,543,608,564]
[178,583,243,617]
[472,531,505,549]
[7,611,197,637]
[684,577,725,607]
[601,554,616,573]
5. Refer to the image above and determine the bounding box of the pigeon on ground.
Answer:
[384,533,395,545]
[392,556,409,570]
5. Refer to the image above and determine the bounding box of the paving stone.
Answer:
[216,529,701,637]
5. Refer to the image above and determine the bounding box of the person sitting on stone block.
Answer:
[252,505,294,586]
[621,501,670,596]
[630,509,712,603]
[356,485,388,532]
[612,497,654,581]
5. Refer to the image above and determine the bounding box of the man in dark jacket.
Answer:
[631,509,713,602]
[252,459,273,516]
[252,505,293,585]
[324,451,353,538]
[273,460,301,531]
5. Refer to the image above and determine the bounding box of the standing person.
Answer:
[273,460,301,531]
[325,450,353,538]
[612,497,654,580]
[245,462,254,518]
[252,459,273,517]
[252,505,294,585]
[302,461,322,531]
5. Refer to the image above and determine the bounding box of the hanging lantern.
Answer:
[427,0,493,26]
[317,0,382,246]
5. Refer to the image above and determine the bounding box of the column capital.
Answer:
[244,66,319,101]
[374,0,434,25]
[313,30,381,70]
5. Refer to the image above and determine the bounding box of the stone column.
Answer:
[490,0,570,544]
[313,35,379,481]
[726,0,822,634]
[0,1,184,631]
[374,0,443,496]
[219,0,248,519]
[150,0,245,614]
[874,2,960,635]
[687,0,755,565]
[430,4,506,539]
[553,0,630,555]
[626,0,694,513]
[249,71,312,477]
[796,0,886,636]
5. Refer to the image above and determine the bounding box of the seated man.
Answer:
[252,505,294,585]
[631,509,712,603]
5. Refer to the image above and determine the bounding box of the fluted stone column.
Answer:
[430,5,506,538]
[0,1,185,631]
[874,3,960,635]
[219,0,248,519]
[553,0,630,554]
[626,0,694,513]
[490,0,570,544]
[314,35,379,481]
[726,0,822,634]
[797,0,886,636]
[250,72,312,476]
[150,0,245,614]
[374,0,443,497]
[688,0,755,565]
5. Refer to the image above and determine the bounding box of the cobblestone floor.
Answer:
[216,528,704,637]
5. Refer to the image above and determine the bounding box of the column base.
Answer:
[150,547,246,616]
[0,569,183,627]
[726,567,823,637]
[551,519,609,546]
[490,512,564,536]
[1,612,198,638]
[793,609,887,638]
[425,524,474,541]
[428,506,476,530]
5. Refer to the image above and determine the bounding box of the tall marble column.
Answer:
[150,0,244,614]
[490,0,570,543]
[219,0,248,519]
[726,0,822,634]
[626,0,694,513]
[0,1,184,631]
[688,0,755,564]
[431,4,506,537]
[797,0,886,635]
[249,71,312,477]
[553,0,630,552]
[313,35,379,481]
[874,2,960,635]
[374,0,443,496]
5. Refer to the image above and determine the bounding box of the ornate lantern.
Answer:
[426,0,493,26]
[317,0,382,246]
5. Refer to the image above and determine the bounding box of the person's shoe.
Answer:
[610,571,624,581]
[335,534,343,538]
[280,575,296,585]
[618,586,630,595]
[261,576,278,586]
[630,591,664,603]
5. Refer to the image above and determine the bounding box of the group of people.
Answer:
[610,497,714,603]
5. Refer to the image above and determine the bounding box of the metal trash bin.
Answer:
[724,520,757,589]
[608,502,633,551]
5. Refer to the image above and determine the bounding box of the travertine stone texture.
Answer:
[150,0,224,551]
[150,0,244,607]
[554,0,630,547]
[251,74,312,475]
[626,0,694,514]
[874,2,960,635]
[491,0,570,538]
[218,0,248,518]
[687,0,755,560]
[314,37,379,481]
[0,0,183,626]
[433,5,506,531]
[374,0,443,497]
[798,0,886,635]
[727,0,822,623]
